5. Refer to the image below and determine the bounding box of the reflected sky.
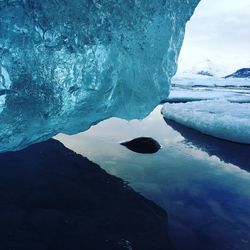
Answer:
[56,106,250,250]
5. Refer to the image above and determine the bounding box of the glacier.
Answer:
[0,0,199,152]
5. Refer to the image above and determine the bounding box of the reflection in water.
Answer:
[57,106,250,250]
[0,139,172,250]
[165,119,250,172]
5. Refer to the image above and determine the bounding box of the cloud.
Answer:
[178,0,250,76]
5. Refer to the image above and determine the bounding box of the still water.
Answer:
[56,106,250,250]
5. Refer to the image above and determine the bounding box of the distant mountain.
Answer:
[197,70,214,77]
[225,68,250,79]
[178,59,224,77]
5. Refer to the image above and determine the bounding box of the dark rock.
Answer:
[197,70,214,77]
[224,68,250,78]
[0,139,173,250]
[121,137,161,154]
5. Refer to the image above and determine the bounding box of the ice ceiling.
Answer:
[0,0,200,152]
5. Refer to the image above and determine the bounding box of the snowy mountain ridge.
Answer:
[225,68,250,79]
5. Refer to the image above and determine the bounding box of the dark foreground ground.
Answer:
[0,139,173,250]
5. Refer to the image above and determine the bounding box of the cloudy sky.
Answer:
[177,0,250,76]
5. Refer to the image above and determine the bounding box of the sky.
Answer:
[177,0,250,76]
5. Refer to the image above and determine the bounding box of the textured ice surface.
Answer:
[162,100,250,144]
[0,0,199,152]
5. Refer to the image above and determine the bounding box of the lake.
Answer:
[56,105,250,250]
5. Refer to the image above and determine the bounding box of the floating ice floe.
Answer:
[172,73,250,88]
[162,100,250,144]
[166,73,250,103]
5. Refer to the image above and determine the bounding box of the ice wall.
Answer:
[0,0,200,152]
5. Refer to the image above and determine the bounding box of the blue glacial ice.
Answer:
[0,0,200,152]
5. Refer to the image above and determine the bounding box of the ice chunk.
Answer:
[162,100,250,144]
[0,0,199,152]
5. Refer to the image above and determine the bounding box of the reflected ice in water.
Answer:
[56,106,250,250]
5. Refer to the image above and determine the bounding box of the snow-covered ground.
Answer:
[162,73,250,143]
[172,73,250,88]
